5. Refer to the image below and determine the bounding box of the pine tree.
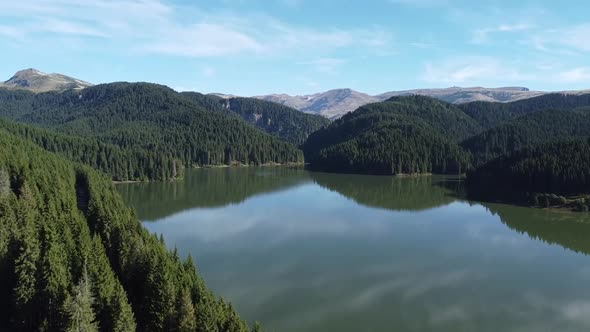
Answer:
[64,266,99,332]
[175,288,197,332]
[110,284,136,332]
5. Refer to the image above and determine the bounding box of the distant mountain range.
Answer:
[255,87,590,118]
[254,87,545,118]
[3,68,589,118]
[0,68,92,92]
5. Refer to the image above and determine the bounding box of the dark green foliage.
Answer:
[0,129,254,331]
[0,118,181,181]
[64,267,99,332]
[224,98,330,145]
[310,172,457,211]
[0,84,304,180]
[466,138,590,202]
[180,92,230,114]
[459,93,590,129]
[461,108,590,166]
[180,93,330,145]
[366,95,483,141]
[303,96,473,175]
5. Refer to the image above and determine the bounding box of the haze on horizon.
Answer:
[0,0,588,96]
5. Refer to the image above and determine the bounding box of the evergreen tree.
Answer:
[64,266,99,332]
[175,288,197,332]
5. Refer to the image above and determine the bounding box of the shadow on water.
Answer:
[310,172,461,211]
[117,166,312,221]
[482,203,590,256]
[436,178,590,256]
[120,167,590,257]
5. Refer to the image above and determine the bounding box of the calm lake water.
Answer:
[117,167,590,332]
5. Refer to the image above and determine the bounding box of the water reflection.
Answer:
[117,167,311,220]
[483,203,590,256]
[118,167,590,332]
[311,172,462,211]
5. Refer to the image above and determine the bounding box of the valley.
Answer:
[1,66,590,331]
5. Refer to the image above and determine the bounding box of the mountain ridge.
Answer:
[0,68,92,92]
[3,68,589,119]
[254,86,555,118]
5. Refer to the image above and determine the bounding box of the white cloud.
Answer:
[296,58,347,73]
[561,23,590,52]
[144,23,264,57]
[421,56,533,85]
[0,0,393,58]
[37,18,109,37]
[557,67,590,83]
[472,23,533,44]
[0,25,25,39]
[524,23,590,55]
[202,66,217,78]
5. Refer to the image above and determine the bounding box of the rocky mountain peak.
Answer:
[1,68,93,92]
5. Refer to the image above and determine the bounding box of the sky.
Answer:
[0,0,589,96]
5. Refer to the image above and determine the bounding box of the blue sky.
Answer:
[0,0,589,95]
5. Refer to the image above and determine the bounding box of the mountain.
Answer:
[459,93,590,129]
[0,68,92,92]
[181,93,330,145]
[254,87,550,119]
[462,107,590,166]
[0,83,304,176]
[255,87,590,119]
[466,138,590,206]
[303,96,473,175]
[376,86,545,104]
[255,89,379,119]
[223,98,330,145]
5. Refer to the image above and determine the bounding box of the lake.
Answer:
[117,167,590,332]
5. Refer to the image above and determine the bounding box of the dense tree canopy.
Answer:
[466,138,590,201]
[0,129,255,331]
[224,98,330,146]
[359,95,483,141]
[303,96,474,175]
[0,118,181,181]
[459,93,590,129]
[461,108,590,166]
[0,84,304,179]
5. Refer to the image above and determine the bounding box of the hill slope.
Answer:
[459,93,590,129]
[466,138,590,205]
[0,83,304,170]
[0,117,180,181]
[303,96,474,175]
[224,97,330,145]
[0,129,253,331]
[461,108,590,165]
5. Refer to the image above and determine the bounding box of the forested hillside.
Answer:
[354,95,482,141]
[225,98,330,145]
[304,112,470,175]
[0,84,304,175]
[303,96,474,175]
[461,108,590,165]
[0,118,181,181]
[0,129,256,331]
[180,94,330,145]
[466,138,590,209]
[460,93,590,129]
[180,92,230,114]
